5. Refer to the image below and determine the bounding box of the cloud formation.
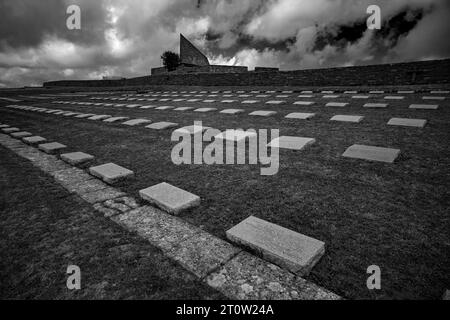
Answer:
[0,0,449,87]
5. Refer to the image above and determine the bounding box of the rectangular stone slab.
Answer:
[122,119,152,126]
[387,118,427,128]
[226,216,325,276]
[61,152,95,165]
[364,103,387,108]
[285,113,315,120]
[38,142,67,154]
[103,117,129,123]
[174,125,211,135]
[326,102,348,107]
[423,96,445,100]
[267,136,315,150]
[294,101,315,106]
[409,104,438,110]
[330,115,364,123]
[139,182,200,215]
[145,122,178,130]
[266,100,285,104]
[23,136,47,145]
[194,108,217,112]
[174,107,194,111]
[241,100,259,104]
[2,127,20,133]
[10,131,32,138]
[220,109,244,114]
[88,115,111,120]
[89,163,134,184]
[384,96,404,100]
[155,106,174,110]
[249,110,277,117]
[343,144,400,163]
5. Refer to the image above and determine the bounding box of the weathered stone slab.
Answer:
[423,96,445,100]
[194,107,217,112]
[214,129,257,142]
[321,90,334,94]
[139,182,200,215]
[2,127,20,133]
[103,116,129,123]
[23,136,46,145]
[398,90,414,94]
[174,107,194,111]
[342,144,400,163]
[220,109,245,114]
[242,100,259,104]
[174,125,211,135]
[387,118,427,128]
[61,152,95,165]
[344,91,357,94]
[364,103,387,108]
[267,136,315,150]
[89,163,134,184]
[330,115,364,123]
[79,187,126,204]
[0,125,10,129]
[266,100,285,104]
[122,119,152,126]
[10,131,32,138]
[297,95,314,98]
[326,102,348,107]
[369,90,384,94]
[323,95,339,98]
[187,99,201,102]
[38,142,67,154]
[285,113,315,120]
[155,106,174,110]
[294,101,315,106]
[384,96,404,100]
[126,104,142,108]
[221,100,237,103]
[276,95,289,98]
[430,90,449,94]
[409,104,438,110]
[75,113,96,118]
[89,115,111,120]
[226,216,325,276]
[352,95,369,99]
[202,99,216,103]
[249,110,277,117]
[145,122,178,130]
[139,105,156,109]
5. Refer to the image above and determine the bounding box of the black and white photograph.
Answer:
[0,0,449,307]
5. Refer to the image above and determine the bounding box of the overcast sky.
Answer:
[0,0,449,87]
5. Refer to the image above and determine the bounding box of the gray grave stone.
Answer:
[140,105,156,109]
[326,102,348,107]
[214,129,257,142]
[249,110,277,117]
[323,95,339,98]
[330,115,364,123]
[0,125,10,129]
[294,101,315,106]
[220,109,245,114]
[387,118,427,128]
[242,100,259,104]
[89,163,134,184]
[423,96,445,100]
[155,106,174,110]
[285,113,315,120]
[122,119,152,126]
[146,122,178,130]
[174,107,194,111]
[2,127,20,133]
[221,100,237,103]
[267,136,315,150]
[89,115,111,121]
[364,103,387,108]
[266,100,285,104]
[194,108,217,112]
[61,152,95,165]
[139,182,200,215]
[38,142,67,154]
[174,125,211,135]
[409,104,438,110]
[10,131,32,138]
[384,96,404,100]
[226,216,325,275]
[430,90,449,94]
[75,113,96,118]
[103,116,129,123]
[23,136,46,145]
[202,100,216,103]
[342,144,400,163]
[352,95,369,99]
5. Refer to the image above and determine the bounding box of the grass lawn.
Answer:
[1,85,449,299]
[0,144,225,299]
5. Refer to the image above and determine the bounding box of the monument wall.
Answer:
[44,59,450,87]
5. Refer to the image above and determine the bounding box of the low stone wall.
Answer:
[44,59,450,87]
[151,64,248,75]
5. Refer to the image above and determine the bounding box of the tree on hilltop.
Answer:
[161,51,180,71]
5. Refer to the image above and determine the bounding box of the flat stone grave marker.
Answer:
[221,100,236,103]
[352,95,369,99]
[285,112,315,120]
[430,90,449,94]
[364,103,387,108]
[89,115,111,120]
[268,136,315,150]
[23,136,46,145]
[238,94,251,97]
[61,152,95,165]
[194,107,217,112]
[126,104,141,108]
[159,98,171,102]
[276,95,289,98]
[298,95,314,98]
[326,102,348,107]
[330,115,364,123]
[423,96,445,100]
[174,107,194,111]
[11,131,32,138]
[301,90,313,93]
[266,100,285,104]
[63,112,80,116]
[0,125,10,129]
[214,129,257,142]
[282,91,293,93]
[323,95,339,98]
[174,125,211,135]
[294,101,315,106]
[139,182,200,215]
[398,90,414,94]
[38,142,67,154]
[104,116,129,123]
[242,100,259,104]
[249,110,277,117]
[140,105,156,109]
[321,91,334,94]
[89,163,134,184]
[187,99,201,102]
[369,91,384,94]
[256,94,269,98]
[202,100,216,103]
[409,104,438,110]
[2,127,20,133]
[226,216,325,275]
[344,91,357,94]
[220,109,245,114]
[342,144,400,163]
[155,106,174,110]
[384,96,404,100]
[146,122,178,130]
[387,118,427,128]
[172,99,186,102]
[122,119,152,126]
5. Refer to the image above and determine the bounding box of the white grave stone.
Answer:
[387,118,427,128]
[61,152,95,165]
[122,119,152,126]
[220,109,245,114]
[249,111,277,117]
[409,104,438,110]
[285,113,316,120]
[145,122,178,130]
[267,136,315,150]
[38,142,67,154]
[342,144,400,163]
[89,163,134,184]
[330,115,364,123]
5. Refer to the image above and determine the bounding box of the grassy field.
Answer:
[1,85,449,299]
[0,144,224,299]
